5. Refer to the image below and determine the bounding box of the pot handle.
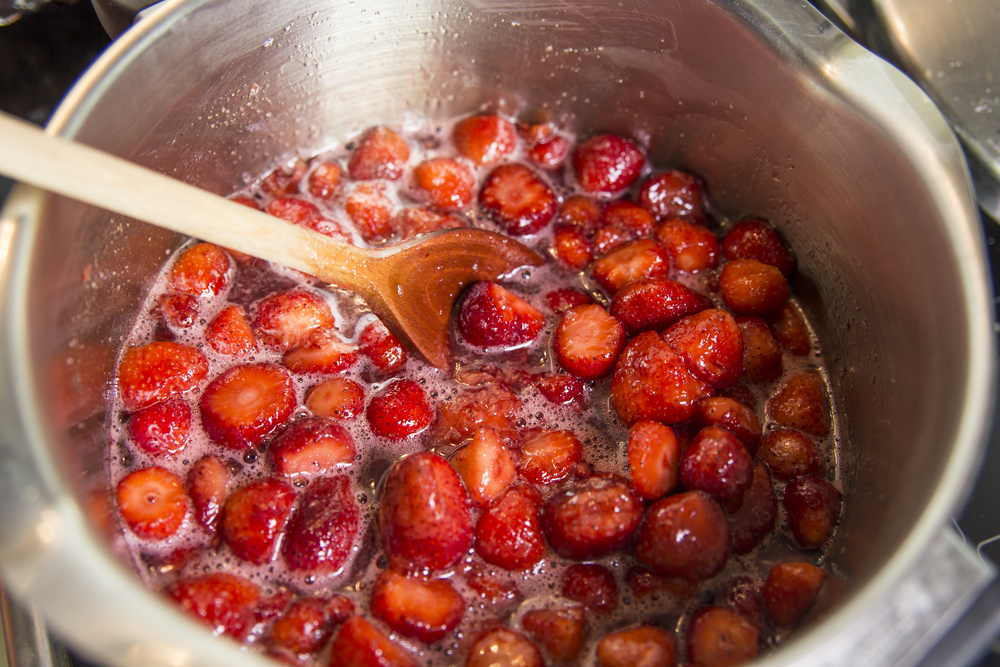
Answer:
[90,0,161,38]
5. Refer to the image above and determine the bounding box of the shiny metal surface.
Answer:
[0,1,994,666]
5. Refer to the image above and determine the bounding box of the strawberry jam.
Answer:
[109,113,843,666]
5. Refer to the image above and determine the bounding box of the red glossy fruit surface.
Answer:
[663,309,743,388]
[269,596,340,656]
[205,305,257,357]
[635,491,729,581]
[128,399,191,457]
[413,157,476,211]
[454,114,517,165]
[199,363,296,449]
[221,477,296,564]
[679,426,753,503]
[727,462,777,555]
[457,281,544,349]
[358,319,408,372]
[562,563,618,612]
[118,341,208,412]
[610,277,710,336]
[165,572,260,639]
[366,378,435,440]
[474,483,546,571]
[522,606,587,663]
[348,126,410,181]
[767,371,829,437]
[573,134,645,196]
[603,200,656,237]
[466,627,543,667]
[116,467,188,540]
[686,607,758,667]
[736,316,782,383]
[396,206,466,240]
[305,377,365,420]
[719,259,789,317]
[554,304,626,380]
[170,243,232,298]
[722,218,796,277]
[186,454,229,533]
[370,570,465,642]
[692,396,762,454]
[283,329,358,374]
[761,562,826,628]
[534,373,585,405]
[596,625,678,667]
[552,223,594,269]
[260,159,307,197]
[282,475,360,574]
[627,420,681,501]
[770,302,812,355]
[558,194,603,231]
[759,429,824,481]
[158,294,198,329]
[253,289,336,352]
[330,616,416,667]
[451,427,516,507]
[655,219,719,272]
[271,416,356,477]
[518,429,583,485]
[639,170,705,222]
[306,161,344,200]
[345,182,396,243]
[592,239,672,294]
[783,475,842,549]
[542,474,643,560]
[544,288,595,314]
[479,163,558,236]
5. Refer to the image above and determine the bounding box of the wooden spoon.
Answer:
[0,112,544,368]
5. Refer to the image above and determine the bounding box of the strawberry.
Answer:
[522,606,586,663]
[718,259,789,317]
[345,182,397,243]
[635,490,729,581]
[624,566,697,602]
[686,607,758,666]
[453,114,517,165]
[466,564,520,604]
[552,223,594,269]
[759,429,824,481]
[205,305,257,357]
[783,475,841,549]
[562,563,618,613]
[626,420,681,501]
[370,570,465,642]
[186,454,230,533]
[467,627,543,667]
[769,302,812,355]
[253,589,296,626]
[543,288,595,314]
[164,572,260,639]
[727,462,777,555]
[572,134,645,196]
[591,239,672,294]
[329,616,416,667]
[199,363,296,449]
[158,294,198,328]
[221,477,295,564]
[609,277,711,336]
[380,452,473,571]
[260,159,307,197]
[534,373,585,405]
[722,217,796,277]
[457,281,544,349]
[169,243,232,298]
[593,224,634,256]
[304,377,365,420]
[610,331,714,426]
[116,467,189,540]
[118,341,208,412]
[557,194,603,231]
[736,316,782,383]
[395,206,466,240]
[518,429,583,485]
[479,163,558,236]
[269,596,340,656]
[602,200,656,237]
[767,371,829,437]
[596,626,677,667]
[554,304,626,380]
[436,381,521,445]
[128,399,191,457]
[638,170,705,222]
[253,288,335,352]
[451,427,516,507]
[542,475,642,560]
[528,135,571,169]
[282,475,360,574]
[680,426,753,503]
[692,396,762,455]
[366,378,434,440]
[716,576,764,631]
[347,126,410,181]
[760,562,826,628]
[358,319,408,372]
[474,484,546,571]
[654,218,719,272]
[412,157,476,211]
[271,416,356,477]
[306,161,345,200]
[267,196,322,225]
[663,309,743,388]
[282,328,359,374]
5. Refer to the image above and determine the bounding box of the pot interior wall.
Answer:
[23,0,972,652]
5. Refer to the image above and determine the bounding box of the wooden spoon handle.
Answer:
[0,111,375,291]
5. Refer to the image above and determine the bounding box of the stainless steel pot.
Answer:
[0,0,994,666]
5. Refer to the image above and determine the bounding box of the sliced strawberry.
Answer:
[128,399,190,457]
[557,194,603,231]
[451,427,516,507]
[686,607,758,666]
[474,484,546,571]
[348,126,410,181]
[769,302,812,355]
[381,452,473,572]
[453,114,517,165]
[199,363,296,449]
[767,370,830,437]
[158,294,198,328]
[116,467,188,540]
[542,475,642,560]
[164,572,260,639]
[722,217,796,277]
[118,341,208,412]
[692,396,762,454]
[457,281,544,349]
[205,305,257,357]
[663,309,743,388]
[654,218,719,272]
[305,377,365,420]
[593,224,635,256]
[726,462,777,555]
[170,243,232,298]
[554,304,626,380]
[562,563,618,613]
[282,328,359,374]
[329,616,416,667]
[306,161,345,200]
[528,135,571,169]
[680,426,754,503]
[260,159,307,197]
[595,625,678,667]
[626,420,681,501]
[603,200,656,237]
[534,373,585,405]
[573,134,645,196]
[522,606,586,663]
[435,378,521,445]
[638,170,705,222]
[759,429,824,481]
[282,475,360,574]
[760,562,826,628]
[271,416,356,477]
[269,596,338,656]
[635,491,729,581]
[479,163,558,236]
[345,182,397,243]
[591,239,672,294]
[370,570,465,642]
[366,378,435,440]
[395,206,466,240]
[543,288,595,314]
[221,477,295,564]
[253,288,335,352]
[518,429,583,485]
[783,475,841,549]
[358,319,408,372]
[552,223,594,269]
[609,277,711,336]
[412,157,476,211]
[186,454,230,533]
[719,258,789,317]
[467,627,544,667]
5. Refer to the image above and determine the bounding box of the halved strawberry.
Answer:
[395,206,466,240]
[435,381,521,445]
[722,217,796,277]
[451,427,516,507]
[692,396,762,455]
[271,416,356,477]
[118,341,208,412]
[783,475,841,549]
[552,224,594,269]
[164,572,260,639]
[767,371,829,437]
[199,363,296,449]
[267,196,322,225]
[770,302,812,355]
[474,484,547,571]
[718,259,789,317]
[282,475,360,574]
[186,454,230,533]
[602,200,656,237]
[221,477,296,564]
[736,316,783,383]
[306,161,345,201]
[591,239,672,294]
[269,596,340,655]
[412,157,476,211]
[329,616,417,667]
[626,420,681,501]
[760,562,826,628]
[169,243,232,298]
[528,135,571,169]
[116,467,188,540]
[457,281,544,349]
[158,294,198,329]
[282,328,359,374]
[348,126,410,181]
[638,170,705,222]
[663,309,743,388]
[534,373,585,406]
[358,319,408,372]
[557,194,603,231]
[593,225,635,257]
[554,304,625,380]
[345,182,396,243]
[366,378,435,440]
[467,627,543,667]
[260,159,307,197]
[454,114,517,165]
[205,305,257,357]
[562,563,618,613]
[253,288,335,352]
[370,570,465,642]
[654,218,720,272]
[518,429,583,485]
[686,607,758,666]
[543,288,595,314]
[304,377,365,420]
[522,606,586,663]
[609,277,711,336]
[128,399,191,457]
[596,625,678,667]
[542,475,643,560]
[479,163,558,236]
[466,564,520,604]
[572,134,645,196]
